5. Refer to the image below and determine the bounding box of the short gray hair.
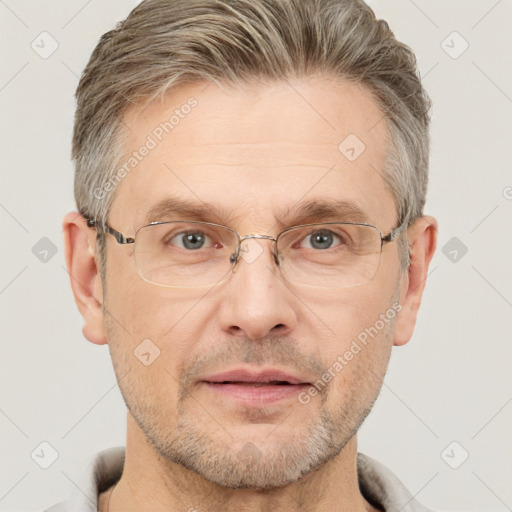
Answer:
[72,0,431,272]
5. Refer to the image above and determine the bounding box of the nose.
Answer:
[217,237,298,340]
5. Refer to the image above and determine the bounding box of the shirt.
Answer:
[44,446,434,512]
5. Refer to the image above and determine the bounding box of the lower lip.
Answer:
[203,382,309,405]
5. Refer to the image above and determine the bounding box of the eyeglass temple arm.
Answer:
[381,210,411,244]
[85,218,135,244]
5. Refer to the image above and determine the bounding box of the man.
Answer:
[51,0,437,510]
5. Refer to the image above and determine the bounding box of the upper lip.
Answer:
[202,367,311,385]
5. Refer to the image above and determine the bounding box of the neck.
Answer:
[100,414,377,512]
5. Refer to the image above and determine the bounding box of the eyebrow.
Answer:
[285,199,369,226]
[145,197,233,224]
[144,196,370,227]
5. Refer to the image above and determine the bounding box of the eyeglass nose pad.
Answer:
[229,242,243,272]
[273,250,282,267]
[229,250,239,266]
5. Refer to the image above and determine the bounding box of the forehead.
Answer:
[111,77,395,231]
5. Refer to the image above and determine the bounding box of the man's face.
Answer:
[102,78,405,488]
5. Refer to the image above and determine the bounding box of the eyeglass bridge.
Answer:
[229,233,280,266]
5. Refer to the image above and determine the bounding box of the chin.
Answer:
[153,410,348,490]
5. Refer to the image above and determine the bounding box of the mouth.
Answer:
[200,368,312,406]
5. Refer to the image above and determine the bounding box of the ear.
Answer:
[63,212,107,345]
[394,215,437,346]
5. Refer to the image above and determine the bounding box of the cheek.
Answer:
[103,264,216,392]
[298,277,399,394]
[105,248,204,339]
[318,316,394,414]
[299,272,400,342]
[103,290,192,425]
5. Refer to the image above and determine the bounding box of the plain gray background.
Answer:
[1,1,511,511]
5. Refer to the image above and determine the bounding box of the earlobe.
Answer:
[63,212,108,345]
[393,215,437,347]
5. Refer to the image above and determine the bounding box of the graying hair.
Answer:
[72,0,431,273]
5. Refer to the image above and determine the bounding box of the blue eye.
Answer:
[300,230,343,250]
[182,232,205,249]
[170,231,211,250]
